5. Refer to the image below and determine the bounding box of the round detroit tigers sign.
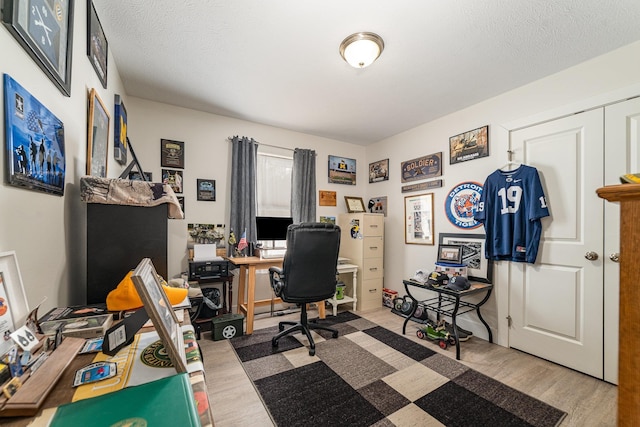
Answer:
[445,181,483,229]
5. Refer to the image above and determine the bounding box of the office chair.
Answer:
[269,222,341,356]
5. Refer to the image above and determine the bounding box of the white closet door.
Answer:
[509,109,604,378]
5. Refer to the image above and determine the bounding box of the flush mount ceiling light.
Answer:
[339,32,384,68]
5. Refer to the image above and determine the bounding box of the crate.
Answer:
[211,313,244,341]
[382,288,398,308]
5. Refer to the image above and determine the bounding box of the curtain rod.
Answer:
[227,137,314,154]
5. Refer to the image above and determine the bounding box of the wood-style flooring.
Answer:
[198,307,617,427]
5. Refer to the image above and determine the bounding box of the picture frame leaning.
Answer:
[438,233,494,283]
[87,88,110,177]
[2,0,75,96]
[130,258,187,373]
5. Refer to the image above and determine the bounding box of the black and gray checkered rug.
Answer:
[230,312,566,427]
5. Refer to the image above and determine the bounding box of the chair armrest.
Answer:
[269,267,285,297]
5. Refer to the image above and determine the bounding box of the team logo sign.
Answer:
[445,181,483,229]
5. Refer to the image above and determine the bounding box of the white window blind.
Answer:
[256,150,292,217]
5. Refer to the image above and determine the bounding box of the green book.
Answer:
[50,373,200,427]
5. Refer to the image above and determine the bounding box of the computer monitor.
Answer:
[256,216,293,247]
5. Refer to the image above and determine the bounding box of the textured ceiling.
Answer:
[93,0,640,145]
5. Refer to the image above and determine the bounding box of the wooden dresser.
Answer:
[338,213,384,311]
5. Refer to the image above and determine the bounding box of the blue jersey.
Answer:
[474,165,549,263]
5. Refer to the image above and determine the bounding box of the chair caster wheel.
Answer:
[278,325,285,332]
[272,338,278,347]
[309,348,315,356]
[332,331,339,338]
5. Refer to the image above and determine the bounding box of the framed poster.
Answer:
[449,125,489,164]
[369,158,389,183]
[439,233,493,283]
[328,155,356,185]
[197,179,215,201]
[2,0,75,96]
[162,169,183,194]
[344,196,365,213]
[437,244,463,264]
[401,152,442,183]
[130,258,187,373]
[404,193,434,245]
[176,196,185,218]
[367,196,387,216]
[3,74,66,196]
[87,0,108,89]
[113,94,127,165]
[87,89,110,177]
[319,190,337,206]
[161,139,185,169]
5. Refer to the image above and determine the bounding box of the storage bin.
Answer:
[211,313,244,340]
[382,288,398,308]
[434,262,468,278]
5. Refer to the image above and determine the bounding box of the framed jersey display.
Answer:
[2,0,75,96]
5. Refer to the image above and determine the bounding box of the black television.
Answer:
[256,216,293,243]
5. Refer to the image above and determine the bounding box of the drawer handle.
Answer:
[369,288,377,293]
[369,267,378,271]
[369,246,378,250]
[370,225,378,228]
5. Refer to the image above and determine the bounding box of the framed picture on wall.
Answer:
[3,74,66,196]
[196,179,215,201]
[404,193,434,245]
[449,125,489,164]
[2,0,75,96]
[369,158,389,183]
[87,89,110,177]
[87,0,108,89]
[114,94,127,165]
[161,139,185,169]
[328,155,356,185]
[162,169,183,194]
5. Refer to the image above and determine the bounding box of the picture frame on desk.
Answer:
[130,258,187,373]
[0,251,30,358]
[439,233,493,283]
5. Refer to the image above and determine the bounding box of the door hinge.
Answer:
[506,315,512,327]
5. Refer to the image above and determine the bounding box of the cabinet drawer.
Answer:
[362,215,384,236]
[363,236,383,258]
[362,258,383,279]
[358,279,383,311]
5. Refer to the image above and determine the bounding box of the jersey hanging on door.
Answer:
[474,165,549,263]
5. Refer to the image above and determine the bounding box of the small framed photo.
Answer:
[197,179,216,201]
[161,139,185,169]
[344,196,366,213]
[369,159,389,183]
[437,244,463,264]
[449,125,489,164]
[404,193,434,245]
[130,258,187,373]
[87,1,108,89]
[162,169,183,194]
[87,89,110,177]
[439,233,494,283]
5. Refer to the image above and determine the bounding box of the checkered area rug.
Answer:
[230,312,566,427]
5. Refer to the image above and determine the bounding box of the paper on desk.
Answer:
[193,244,219,261]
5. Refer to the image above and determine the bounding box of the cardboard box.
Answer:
[211,314,244,341]
[382,288,398,308]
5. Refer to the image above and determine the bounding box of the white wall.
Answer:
[367,40,640,343]
[0,1,128,314]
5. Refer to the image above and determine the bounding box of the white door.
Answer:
[603,96,640,384]
[509,109,604,378]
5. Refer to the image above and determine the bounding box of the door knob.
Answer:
[584,251,599,261]
[609,253,620,263]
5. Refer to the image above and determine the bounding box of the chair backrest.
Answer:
[280,222,341,303]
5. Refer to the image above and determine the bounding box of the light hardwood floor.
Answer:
[199,307,617,427]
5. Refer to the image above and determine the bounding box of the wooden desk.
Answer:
[227,256,328,334]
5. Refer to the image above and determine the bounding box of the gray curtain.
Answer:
[229,136,258,255]
[291,148,316,223]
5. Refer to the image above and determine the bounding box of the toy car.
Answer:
[416,320,457,349]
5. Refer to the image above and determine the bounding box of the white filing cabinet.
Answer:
[338,213,384,311]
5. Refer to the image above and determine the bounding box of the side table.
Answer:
[326,263,359,316]
[401,279,493,360]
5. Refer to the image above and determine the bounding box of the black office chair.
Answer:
[269,222,341,356]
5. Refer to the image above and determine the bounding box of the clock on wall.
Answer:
[2,0,75,96]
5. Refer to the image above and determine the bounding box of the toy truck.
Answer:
[416,320,457,349]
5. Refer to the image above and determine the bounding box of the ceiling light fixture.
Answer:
[339,32,384,68]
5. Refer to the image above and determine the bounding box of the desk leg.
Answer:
[237,267,246,315]
[475,289,494,343]
[318,301,325,319]
[227,275,234,316]
[246,265,256,335]
[451,297,462,360]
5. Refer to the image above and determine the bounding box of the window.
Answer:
[256,148,292,217]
